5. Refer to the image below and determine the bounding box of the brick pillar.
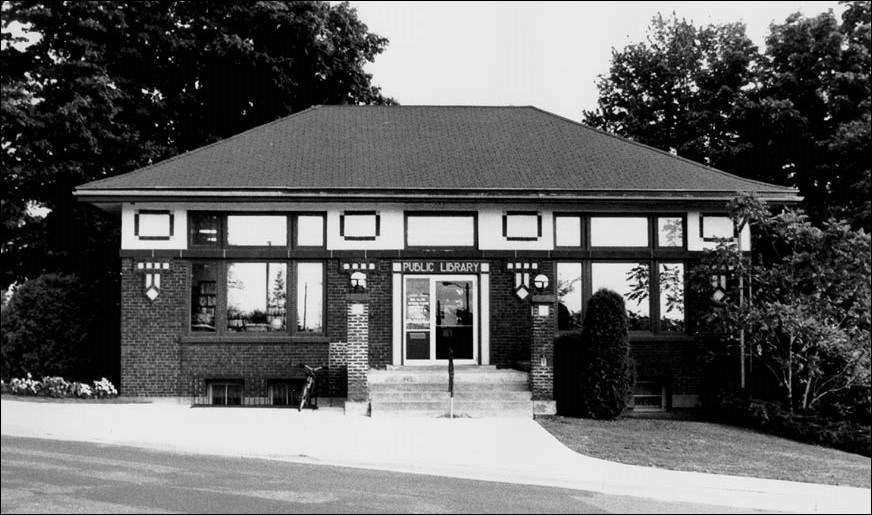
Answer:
[328,341,348,398]
[345,293,370,415]
[531,299,557,415]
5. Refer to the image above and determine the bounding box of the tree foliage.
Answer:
[1,274,98,380]
[585,2,871,231]
[1,1,392,379]
[1,0,392,287]
[690,194,871,413]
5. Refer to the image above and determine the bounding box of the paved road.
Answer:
[1,436,763,514]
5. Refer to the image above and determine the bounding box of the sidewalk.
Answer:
[2,398,869,513]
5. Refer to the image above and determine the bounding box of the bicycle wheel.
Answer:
[298,379,311,411]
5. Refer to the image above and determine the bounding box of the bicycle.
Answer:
[298,364,324,411]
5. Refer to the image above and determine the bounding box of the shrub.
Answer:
[703,387,872,456]
[9,373,41,395]
[41,376,70,397]
[1,274,97,380]
[92,377,117,398]
[576,288,635,419]
[69,382,93,398]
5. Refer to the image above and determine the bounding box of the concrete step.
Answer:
[370,399,533,418]
[368,370,529,385]
[370,390,531,402]
[369,381,529,393]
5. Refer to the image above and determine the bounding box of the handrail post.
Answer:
[448,346,455,419]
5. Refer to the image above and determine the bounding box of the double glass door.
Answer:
[403,275,478,364]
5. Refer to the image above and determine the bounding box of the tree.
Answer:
[584,3,871,231]
[1,1,392,378]
[1,274,98,380]
[690,194,871,413]
[582,13,758,168]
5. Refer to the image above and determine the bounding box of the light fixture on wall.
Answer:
[350,271,367,292]
[533,274,549,291]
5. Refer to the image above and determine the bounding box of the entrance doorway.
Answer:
[403,275,478,364]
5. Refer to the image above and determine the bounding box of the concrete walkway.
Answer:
[1,399,869,514]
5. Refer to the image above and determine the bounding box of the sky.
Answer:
[349,1,845,121]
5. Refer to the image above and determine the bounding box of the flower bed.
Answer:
[3,373,118,399]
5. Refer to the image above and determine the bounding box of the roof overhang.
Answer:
[74,187,802,206]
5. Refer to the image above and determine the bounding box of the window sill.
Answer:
[181,334,330,344]
[629,333,695,343]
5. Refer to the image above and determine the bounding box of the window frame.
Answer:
[553,213,585,249]
[555,258,688,336]
[224,212,290,249]
[632,380,666,412]
[134,210,174,241]
[188,212,225,248]
[187,212,328,250]
[207,379,244,406]
[340,211,380,241]
[699,213,737,242]
[655,214,688,250]
[502,211,542,241]
[294,212,327,249]
[404,211,479,249]
[188,259,327,339]
[588,214,652,250]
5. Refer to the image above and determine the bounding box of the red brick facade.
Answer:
[119,256,704,407]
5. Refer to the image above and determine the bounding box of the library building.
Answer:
[75,105,798,416]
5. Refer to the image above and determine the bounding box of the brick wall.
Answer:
[489,259,533,368]
[120,258,186,396]
[630,339,704,400]
[531,303,556,400]
[347,302,369,401]
[367,261,392,368]
[180,342,328,397]
[122,258,331,398]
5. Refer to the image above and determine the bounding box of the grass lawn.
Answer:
[538,415,871,489]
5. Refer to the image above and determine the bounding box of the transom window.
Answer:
[406,213,476,247]
[590,217,648,247]
[188,213,325,249]
[190,260,325,336]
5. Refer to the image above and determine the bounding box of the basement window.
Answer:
[208,380,243,406]
[633,381,665,412]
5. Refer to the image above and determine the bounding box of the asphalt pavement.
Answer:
[1,436,766,514]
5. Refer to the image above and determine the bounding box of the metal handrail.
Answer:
[448,346,455,418]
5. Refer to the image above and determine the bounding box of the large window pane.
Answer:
[297,215,325,247]
[657,217,684,247]
[407,215,475,246]
[659,263,685,332]
[191,263,218,332]
[227,262,287,332]
[555,216,581,247]
[557,262,583,331]
[296,262,323,333]
[227,215,287,246]
[591,262,650,331]
[189,213,220,246]
[590,217,648,247]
